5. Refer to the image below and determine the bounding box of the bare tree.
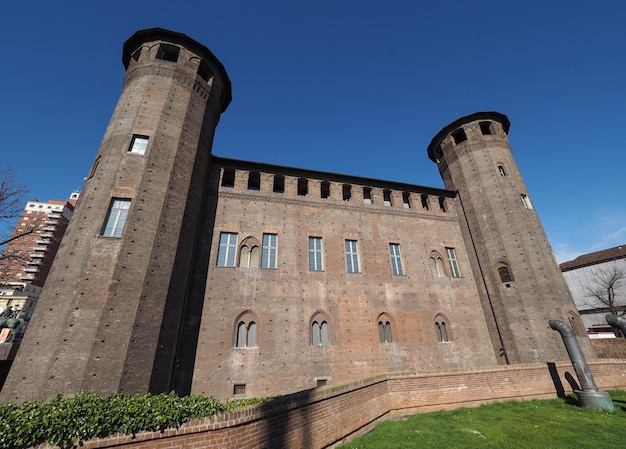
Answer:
[0,166,30,250]
[586,266,625,316]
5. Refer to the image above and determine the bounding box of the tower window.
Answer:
[389,243,405,276]
[128,135,149,155]
[156,44,179,62]
[436,321,449,342]
[236,321,256,347]
[430,255,446,277]
[320,181,330,199]
[383,190,392,206]
[297,178,308,196]
[101,199,131,238]
[309,237,323,271]
[498,165,507,176]
[233,384,246,395]
[311,320,329,346]
[217,232,238,267]
[197,61,214,82]
[342,184,351,201]
[479,121,492,135]
[131,48,142,62]
[261,233,277,269]
[402,192,411,209]
[363,187,372,204]
[247,172,260,190]
[378,320,393,343]
[345,240,360,273]
[451,129,467,145]
[498,266,513,283]
[521,194,533,209]
[238,237,260,268]
[421,194,429,210]
[446,247,461,278]
[273,175,285,193]
[221,169,235,187]
[438,197,446,212]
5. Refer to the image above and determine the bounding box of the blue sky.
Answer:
[1,1,625,262]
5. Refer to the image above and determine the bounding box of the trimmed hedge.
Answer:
[0,391,267,449]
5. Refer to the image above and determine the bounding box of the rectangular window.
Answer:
[261,233,277,269]
[345,240,360,273]
[309,237,323,271]
[102,199,131,238]
[129,135,149,154]
[446,247,461,278]
[389,243,405,275]
[217,232,238,267]
[521,194,533,209]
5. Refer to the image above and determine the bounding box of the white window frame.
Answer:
[102,199,131,238]
[446,247,461,278]
[261,233,277,269]
[217,232,238,267]
[389,243,405,275]
[129,135,149,155]
[345,240,360,273]
[521,194,533,210]
[309,237,323,271]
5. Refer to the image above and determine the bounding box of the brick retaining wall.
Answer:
[32,360,626,449]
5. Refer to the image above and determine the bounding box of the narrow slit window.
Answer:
[498,165,507,176]
[342,184,351,201]
[436,321,449,342]
[378,320,392,343]
[383,190,392,206]
[521,194,533,209]
[247,172,260,190]
[297,178,308,196]
[221,169,235,187]
[498,266,513,283]
[438,197,446,212]
[320,181,330,199]
[421,194,429,210]
[273,175,285,193]
[363,187,372,204]
[402,192,411,208]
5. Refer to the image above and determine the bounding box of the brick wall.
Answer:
[30,360,626,449]
[591,338,626,359]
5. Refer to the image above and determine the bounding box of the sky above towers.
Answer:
[1,1,624,262]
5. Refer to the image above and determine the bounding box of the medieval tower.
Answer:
[427,112,588,364]
[0,28,231,401]
[1,30,589,403]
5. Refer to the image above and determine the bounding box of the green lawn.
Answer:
[338,390,626,449]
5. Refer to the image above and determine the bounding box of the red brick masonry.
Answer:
[32,360,626,449]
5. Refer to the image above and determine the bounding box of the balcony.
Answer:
[30,253,44,258]
[33,247,48,252]
[24,267,39,273]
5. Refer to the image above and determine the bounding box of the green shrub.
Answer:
[0,391,267,449]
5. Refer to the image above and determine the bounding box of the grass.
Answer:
[337,390,626,449]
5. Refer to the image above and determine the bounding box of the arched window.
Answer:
[497,265,513,283]
[239,237,260,268]
[430,252,446,278]
[377,314,393,343]
[435,314,451,342]
[311,320,329,346]
[234,311,258,348]
[236,321,256,347]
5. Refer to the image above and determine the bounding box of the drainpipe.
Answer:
[606,314,626,337]
[549,319,614,411]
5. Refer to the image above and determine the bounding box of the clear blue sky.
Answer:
[1,1,625,262]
